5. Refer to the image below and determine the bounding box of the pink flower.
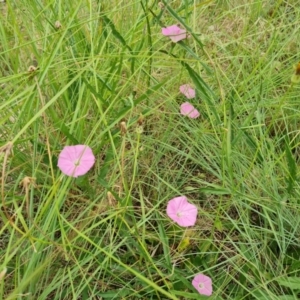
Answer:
[58,145,95,177]
[192,274,213,296]
[166,196,198,227]
[180,84,196,99]
[180,102,200,119]
[162,25,187,43]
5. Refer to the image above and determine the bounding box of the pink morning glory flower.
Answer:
[180,84,196,99]
[57,145,95,178]
[180,102,200,119]
[192,273,213,296]
[161,25,187,43]
[166,196,198,227]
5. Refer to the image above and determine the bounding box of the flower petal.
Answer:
[58,145,95,177]
[192,274,213,296]
[180,84,196,99]
[180,102,200,119]
[166,196,198,227]
[162,25,187,42]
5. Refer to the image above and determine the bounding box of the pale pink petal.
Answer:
[180,84,196,99]
[166,196,198,227]
[180,102,200,119]
[162,25,187,43]
[58,145,95,177]
[192,274,213,296]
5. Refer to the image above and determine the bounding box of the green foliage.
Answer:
[1,0,300,299]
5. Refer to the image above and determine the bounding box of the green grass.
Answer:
[1,0,300,299]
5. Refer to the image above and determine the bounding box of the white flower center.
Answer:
[74,159,80,166]
[198,283,204,289]
[176,211,182,217]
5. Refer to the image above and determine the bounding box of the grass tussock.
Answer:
[1,0,300,299]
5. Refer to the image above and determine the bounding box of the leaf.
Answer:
[54,120,79,144]
[199,186,231,195]
[276,277,300,290]
[172,290,221,299]
[101,15,132,52]
[255,296,296,300]
[171,291,203,299]
[176,42,213,74]
[285,138,297,194]
[97,144,115,188]
[178,237,190,252]
[242,129,263,164]
[97,288,131,298]
[214,216,223,231]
